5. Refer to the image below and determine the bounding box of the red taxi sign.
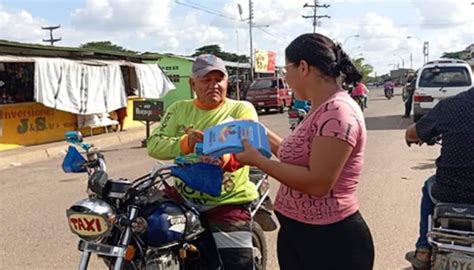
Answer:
[68,214,109,237]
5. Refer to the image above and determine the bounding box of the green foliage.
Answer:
[352,57,374,81]
[80,41,137,54]
[441,51,463,59]
[192,44,249,63]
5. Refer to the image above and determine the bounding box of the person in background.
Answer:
[402,75,416,118]
[236,33,374,270]
[114,107,128,131]
[351,81,369,110]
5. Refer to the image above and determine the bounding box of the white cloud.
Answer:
[412,0,473,28]
[0,0,472,77]
[71,0,172,32]
[0,7,46,43]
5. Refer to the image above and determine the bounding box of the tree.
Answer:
[441,51,463,59]
[352,57,374,81]
[192,44,249,63]
[80,41,137,54]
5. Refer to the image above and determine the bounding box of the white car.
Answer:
[413,59,473,122]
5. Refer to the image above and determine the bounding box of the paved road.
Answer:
[0,87,439,269]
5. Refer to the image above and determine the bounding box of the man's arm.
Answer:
[405,101,443,145]
[147,103,186,160]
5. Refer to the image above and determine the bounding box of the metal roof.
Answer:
[0,39,159,62]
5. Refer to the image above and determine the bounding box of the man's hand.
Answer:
[405,123,421,147]
[187,130,204,150]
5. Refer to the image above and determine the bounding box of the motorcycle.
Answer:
[384,86,394,99]
[63,131,276,270]
[288,108,307,131]
[351,95,365,112]
[407,137,474,269]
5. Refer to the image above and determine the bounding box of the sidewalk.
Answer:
[0,126,150,170]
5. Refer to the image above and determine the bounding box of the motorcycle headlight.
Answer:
[66,198,116,241]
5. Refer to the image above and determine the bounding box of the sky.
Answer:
[0,0,473,76]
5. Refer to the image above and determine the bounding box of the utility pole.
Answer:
[41,25,61,46]
[238,0,269,82]
[302,0,330,33]
[248,0,254,81]
[423,41,429,63]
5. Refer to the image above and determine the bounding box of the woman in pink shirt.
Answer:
[236,33,374,270]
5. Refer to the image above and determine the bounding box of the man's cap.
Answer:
[192,54,228,77]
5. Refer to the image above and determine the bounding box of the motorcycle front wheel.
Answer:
[252,221,267,270]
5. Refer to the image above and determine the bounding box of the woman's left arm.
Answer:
[239,136,353,197]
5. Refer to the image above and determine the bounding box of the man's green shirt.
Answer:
[147,99,259,206]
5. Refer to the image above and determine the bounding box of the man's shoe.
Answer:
[405,250,431,270]
[402,115,410,118]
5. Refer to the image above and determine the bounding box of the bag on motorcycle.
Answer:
[62,146,87,173]
[171,163,223,197]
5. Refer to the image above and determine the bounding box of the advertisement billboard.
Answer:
[254,49,276,73]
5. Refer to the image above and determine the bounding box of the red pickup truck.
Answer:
[245,77,293,113]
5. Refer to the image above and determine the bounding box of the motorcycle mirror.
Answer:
[65,131,83,145]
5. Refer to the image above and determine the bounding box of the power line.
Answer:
[255,28,289,44]
[302,0,330,33]
[174,0,238,21]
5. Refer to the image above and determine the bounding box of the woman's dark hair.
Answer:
[285,33,363,84]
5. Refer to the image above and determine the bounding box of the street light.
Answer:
[393,54,404,68]
[348,46,362,55]
[406,35,421,43]
[342,34,360,46]
[407,35,428,64]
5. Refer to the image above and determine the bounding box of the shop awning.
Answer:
[0,55,175,114]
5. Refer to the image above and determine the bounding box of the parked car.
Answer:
[245,77,293,113]
[413,59,473,122]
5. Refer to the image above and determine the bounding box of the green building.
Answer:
[144,55,193,110]
[145,54,252,110]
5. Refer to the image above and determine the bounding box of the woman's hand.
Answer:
[235,139,265,166]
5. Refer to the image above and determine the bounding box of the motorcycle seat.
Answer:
[434,203,474,231]
[434,203,474,220]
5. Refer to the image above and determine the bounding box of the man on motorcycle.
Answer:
[404,86,474,268]
[383,79,395,98]
[147,54,259,269]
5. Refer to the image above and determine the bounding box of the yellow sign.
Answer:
[0,98,146,151]
[0,103,77,150]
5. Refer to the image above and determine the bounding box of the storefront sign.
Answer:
[0,103,78,150]
[133,100,163,121]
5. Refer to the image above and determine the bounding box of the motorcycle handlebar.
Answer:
[130,163,177,195]
[406,136,442,147]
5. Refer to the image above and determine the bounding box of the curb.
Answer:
[0,126,149,171]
